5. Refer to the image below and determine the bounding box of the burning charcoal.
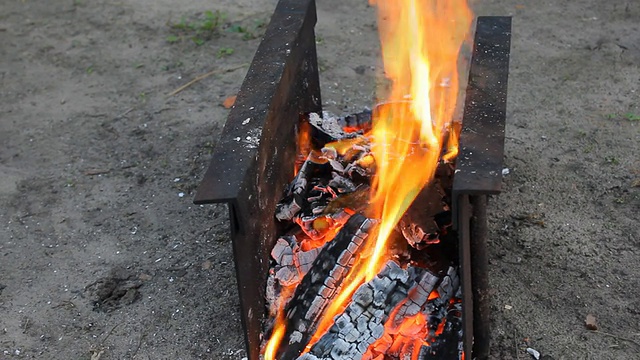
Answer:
[393,271,441,320]
[362,267,461,360]
[277,214,374,360]
[339,109,372,134]
[267,235,326,305]
[307,112,343,145]
[419,288,464,360]
[294,207,352,242]
[343,162,374,184]
[265,233,331,322]
[341,142,371,164]
[300,261,420,360]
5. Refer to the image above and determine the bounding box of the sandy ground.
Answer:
[0,0,638,359]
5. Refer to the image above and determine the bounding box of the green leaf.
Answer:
[217,47,234,58]
[228,24,245,33]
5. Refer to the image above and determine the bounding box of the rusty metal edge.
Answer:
[194,0,319,205]
[452,16,511,360]
[470,195,490,359]
[452,15,511,206]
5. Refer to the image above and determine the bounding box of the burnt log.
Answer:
[276,155,333,221]
[298,262,432,360]
[397,162,453,250]
[278,214,374,360]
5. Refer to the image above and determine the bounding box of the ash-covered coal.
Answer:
[279,214,375,360]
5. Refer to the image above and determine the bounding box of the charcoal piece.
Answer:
[397,180,448,250]
[278,214,374,360]
[364,267,461,360]
[341,143,371,164]
[267,235,325,300]
[300,261,418,360]
[328,173,357,193]
[320,146,338,160]
[339,109,372,134]
[305,111,372,148]
[276,155,333,221]
[434,160,455,197]
[322,185,370,215]
[294,208,352,241]
[276,199,304,223]
[393,270,441,321]
[419,288,464,360]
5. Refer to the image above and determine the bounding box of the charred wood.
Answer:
[362,266,460,360]
[419,288,464,360]
[276,156,323,221]
[278,214,374,360]
[299,262,427,360]
[305,111,372,147]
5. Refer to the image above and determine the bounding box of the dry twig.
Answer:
[166,63,248,97]
[593,330,640,347]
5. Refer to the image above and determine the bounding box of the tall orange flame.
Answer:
[365,0,473,280]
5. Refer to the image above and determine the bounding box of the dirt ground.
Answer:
[0,0,638,359]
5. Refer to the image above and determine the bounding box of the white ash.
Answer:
[266,235,325,312]
[308,112,346,140]
[297,261,420,360]
[242,126,262,149]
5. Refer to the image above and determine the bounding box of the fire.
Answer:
[264,284,296,360]
[365,0,472,280]
[263,0,472,357]
[294,120,312,176]
[362,298,429,360]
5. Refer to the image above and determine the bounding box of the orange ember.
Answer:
[295,120,313,176]
[363,299,429,360]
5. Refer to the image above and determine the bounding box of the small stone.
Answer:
[585,314,597,330]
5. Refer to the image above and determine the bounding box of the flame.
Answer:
[263,311,286,360]
[365,0,472,280]
[294,120,313,176]
[363,298,429,360]
[263,284,296,360]
[305,0,472,354]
